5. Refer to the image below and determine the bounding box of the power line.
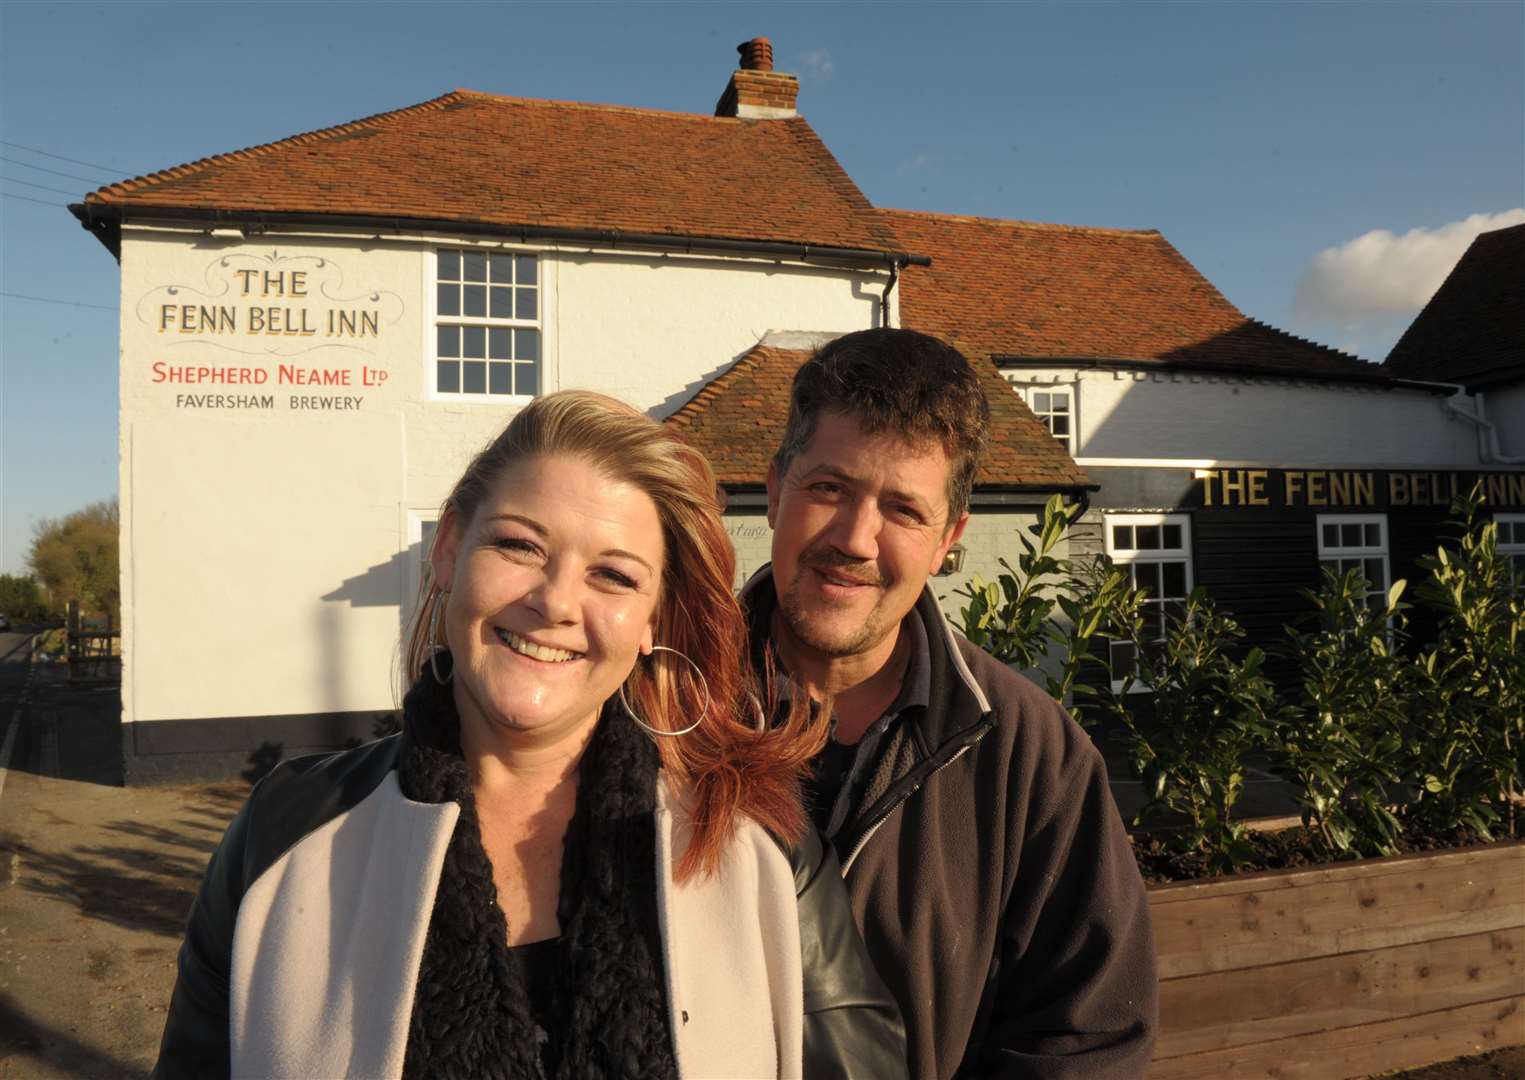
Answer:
[0,157,102,185]
[1,192,64,208]
[1,175,80,196]
[0,141,126,176]
[0,291,116,312]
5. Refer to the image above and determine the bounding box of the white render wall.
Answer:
[1006,368,1483,468]
[118,227,891,727]
[1485,383,1525,460]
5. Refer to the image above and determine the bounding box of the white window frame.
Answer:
[428,247,543,404]
[404,509,440,616]
[1104,512,1193,693]
[1496,513,1525,591]
[1316,513,1391,609]
[1005,377,1077,454]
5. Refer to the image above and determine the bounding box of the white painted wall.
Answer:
[118,227,890,727]
[1006,368,1482,468]
[1483,383,1525,460]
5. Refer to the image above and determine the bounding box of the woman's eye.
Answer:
[595,568,638,589]
[494,537,540,557]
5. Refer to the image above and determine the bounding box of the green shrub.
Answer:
[1108,589,1276,871]
[954,495,1142,726]
[1404,488,1525,840]
[1272,568,1408,857]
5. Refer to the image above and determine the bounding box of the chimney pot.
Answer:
[738,37,774,72]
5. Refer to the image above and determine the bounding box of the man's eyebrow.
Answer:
[485,514,655,574]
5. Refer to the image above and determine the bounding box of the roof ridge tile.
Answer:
[881,207,1161,238]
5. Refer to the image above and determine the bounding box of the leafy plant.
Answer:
[954,495,1143,726]
[1272,568,1408,857]
[1404,487,1525,840]
[1108,589,1276,871]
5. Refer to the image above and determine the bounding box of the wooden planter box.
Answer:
[1147,840,1525,1078]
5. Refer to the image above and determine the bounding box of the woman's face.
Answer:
[432,453,665,749]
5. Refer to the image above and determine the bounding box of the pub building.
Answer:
[70,40,1089,782]
[889,211,1525,683]
[69,32,1517,781]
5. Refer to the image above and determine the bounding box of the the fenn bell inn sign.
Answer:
[1191,468,1525,510]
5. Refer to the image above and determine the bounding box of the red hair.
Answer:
[403,391,823,880]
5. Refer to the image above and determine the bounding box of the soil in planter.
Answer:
[1371,1045,1525,1079]
[1132,821,1504,885]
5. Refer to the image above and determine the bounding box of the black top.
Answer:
[510,936,562,1072]
[804,608,933,840]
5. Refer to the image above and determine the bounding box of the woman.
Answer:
[154,390,905,1079]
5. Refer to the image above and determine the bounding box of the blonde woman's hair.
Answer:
[403,390,822,879]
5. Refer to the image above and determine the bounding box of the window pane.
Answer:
[490,286,513,319]
[1109,640,1137,680]
[1135,562,1160,599]
[488,363,512,395]
[1112,525,1133,550]
[437,250,460,281]
[462,325,485,358]
[437,361,459,393]
[1136,525,1161,550]
[1364,558,1385,591]
[515,360,540,396]
[1033,392,1051,413]
[1322,523,1338,548]
[516,256,537,286]
[1163,599,1187,629]
[1162,561,1186,597]
[437,325,460,358]
[488,327,511,359]
[1051,394,1069,413]
[1162,523,1182,549]
[1051,415,1070,436]
[490,253,515,284]
[1341,523,1362,547]
[463,284,486,318]
[462,361,486,394]
[515,328,540,362]
[437,282,459,317]
[516,288,537,321]
[462,251,486,282]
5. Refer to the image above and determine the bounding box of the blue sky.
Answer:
[1,1,1521,575]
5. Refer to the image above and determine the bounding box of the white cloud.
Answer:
[797,48,833,81]
[1294,208,1525,324]
[896,153,941,176]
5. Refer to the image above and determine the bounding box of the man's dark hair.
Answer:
[773,328,991,525]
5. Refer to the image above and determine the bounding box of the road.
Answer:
[0,638,245,1078]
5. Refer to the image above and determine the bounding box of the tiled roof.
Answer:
[665,336,1091,490]
[83,90,900,254]
[1385,223,1525,387]
[883,209,1370,376]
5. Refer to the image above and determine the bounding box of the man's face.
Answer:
[767,411,968,663]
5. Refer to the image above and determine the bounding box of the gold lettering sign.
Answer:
[1191,469,1525,510]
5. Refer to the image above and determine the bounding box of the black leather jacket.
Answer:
[154,734,906,1079]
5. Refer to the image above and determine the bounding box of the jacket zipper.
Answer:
[840,741,978,875]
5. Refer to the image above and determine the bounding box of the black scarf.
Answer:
[397,663,678,1080]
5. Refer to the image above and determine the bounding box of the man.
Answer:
[744,328,1158,1078]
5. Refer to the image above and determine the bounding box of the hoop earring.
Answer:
[619,645,709,738]
[427,591,452,684]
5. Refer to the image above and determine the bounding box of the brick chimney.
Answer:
[715,37,799,119]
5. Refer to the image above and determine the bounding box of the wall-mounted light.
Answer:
[937,543,966,577]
